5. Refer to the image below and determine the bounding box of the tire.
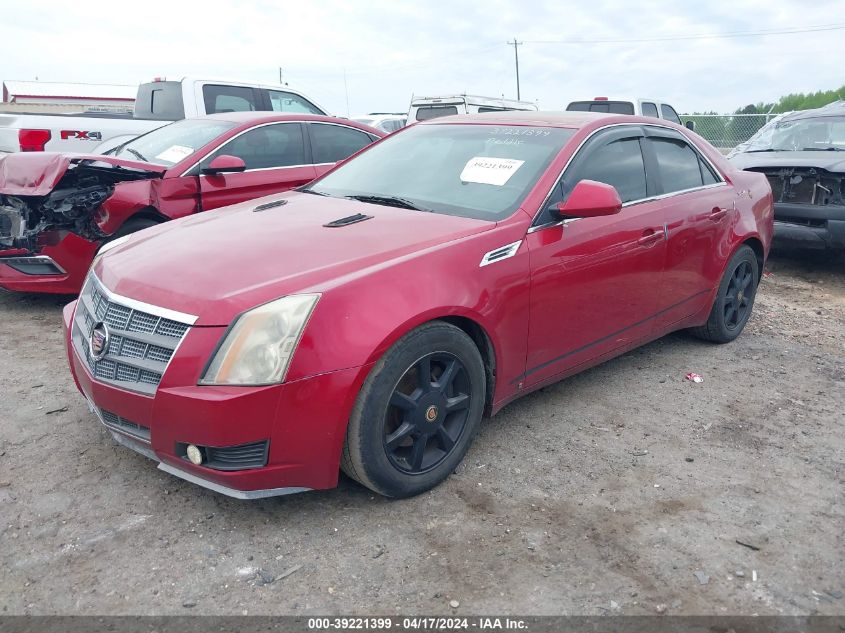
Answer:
[689,245,759,343]
[341,321,486,498]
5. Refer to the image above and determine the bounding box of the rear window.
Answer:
[134,81,185,121]
[415,106,459,121]
[566,101,635,115]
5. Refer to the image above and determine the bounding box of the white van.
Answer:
[408,95,538,123]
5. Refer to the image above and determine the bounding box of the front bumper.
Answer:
[63,300,367,498]
[773,203,845,249]
[0,233,98,294]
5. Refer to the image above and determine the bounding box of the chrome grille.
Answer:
[71,273,196,396]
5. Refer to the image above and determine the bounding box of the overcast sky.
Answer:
[2,0,843,116]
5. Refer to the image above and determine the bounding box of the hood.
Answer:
[729,150,845,173]
[0,152,167,196]
[95,192,496,325]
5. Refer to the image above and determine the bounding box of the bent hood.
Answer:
[730,150,845,173]
[95,192,496,325]
[0,152,166,196]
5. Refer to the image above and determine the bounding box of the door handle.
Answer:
[638,229,663,246]
[709,207,728,221]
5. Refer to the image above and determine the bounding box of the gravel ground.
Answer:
[0,248,842,616]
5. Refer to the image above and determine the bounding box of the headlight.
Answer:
[199,294,320,386]
[90,234,131,269]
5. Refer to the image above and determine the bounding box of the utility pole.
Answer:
[507,38,523,100]
[279,67,283,85]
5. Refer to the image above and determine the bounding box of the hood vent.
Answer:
[253,199,288,212]
[323,213,373,228]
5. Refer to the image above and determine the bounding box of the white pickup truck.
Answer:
[0,77,328,154]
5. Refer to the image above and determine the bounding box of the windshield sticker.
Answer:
[154,145,194,163]
[460,157,526,186]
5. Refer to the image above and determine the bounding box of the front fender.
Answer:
[284,224,532,406]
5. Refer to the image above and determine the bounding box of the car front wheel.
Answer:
[341,321,486,498]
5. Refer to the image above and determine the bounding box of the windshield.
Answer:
[306,123,574,220]
[742,115,845,152]
[111,119,237,166]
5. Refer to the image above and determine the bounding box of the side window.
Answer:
[478,106,505,113]
[570,137,648,203]
[700,157,720,185]
[660,104,682,124]
[650,137,704,192]
[202,85,259,113]
[267,90,323,114]
[310,124,373,164]
[415,106,458,121]
[204,123,305,170]
[641,102,659,118]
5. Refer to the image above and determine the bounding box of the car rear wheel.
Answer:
[341,321,486,498]
[690,245,759,343]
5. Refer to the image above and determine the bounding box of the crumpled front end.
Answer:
[0,154,162,251]
[748,166,845,249]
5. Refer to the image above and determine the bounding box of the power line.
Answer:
[524,23,845,44]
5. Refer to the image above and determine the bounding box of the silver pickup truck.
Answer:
[0,77,328,154]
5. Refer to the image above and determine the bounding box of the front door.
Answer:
[523,126,668,388]
[199,122,316,211]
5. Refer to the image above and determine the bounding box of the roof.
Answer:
[779,100,845,122]
[3,80,136,100]
[411,94,537,108]
[423,110,614,127]
[198,111,385,134]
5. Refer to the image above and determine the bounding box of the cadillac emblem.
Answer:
[89,322,110,360]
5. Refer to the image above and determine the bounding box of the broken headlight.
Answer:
[200,294,320,386]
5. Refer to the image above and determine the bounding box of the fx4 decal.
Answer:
[60,130,103,141]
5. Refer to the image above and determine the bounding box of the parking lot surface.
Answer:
[0,249,843,615]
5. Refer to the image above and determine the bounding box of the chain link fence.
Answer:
[681,113,779,152]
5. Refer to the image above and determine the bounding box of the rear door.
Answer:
[640,126,736,329]
[523,125,667,387]
[306,122,379,177]
[197,122,315,211]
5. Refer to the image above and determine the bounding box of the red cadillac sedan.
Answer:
[62,112,773,499]
[0,112,382,294]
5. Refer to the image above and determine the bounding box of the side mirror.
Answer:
[201,155,246,175]
[685,120,696,131]
[554,180,622,218]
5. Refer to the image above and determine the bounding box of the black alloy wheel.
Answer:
[690,244,759,343]
[724,260,754,330]
[341,321,486,498]
[382,352,472,474]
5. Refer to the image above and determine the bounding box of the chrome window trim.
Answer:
[180,121,372,177]
[89,272,198,325]
[178,120,306,177]
[528,122,728,233]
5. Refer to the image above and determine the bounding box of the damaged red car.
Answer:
[0,112,382,293]
[63,112,773,499]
